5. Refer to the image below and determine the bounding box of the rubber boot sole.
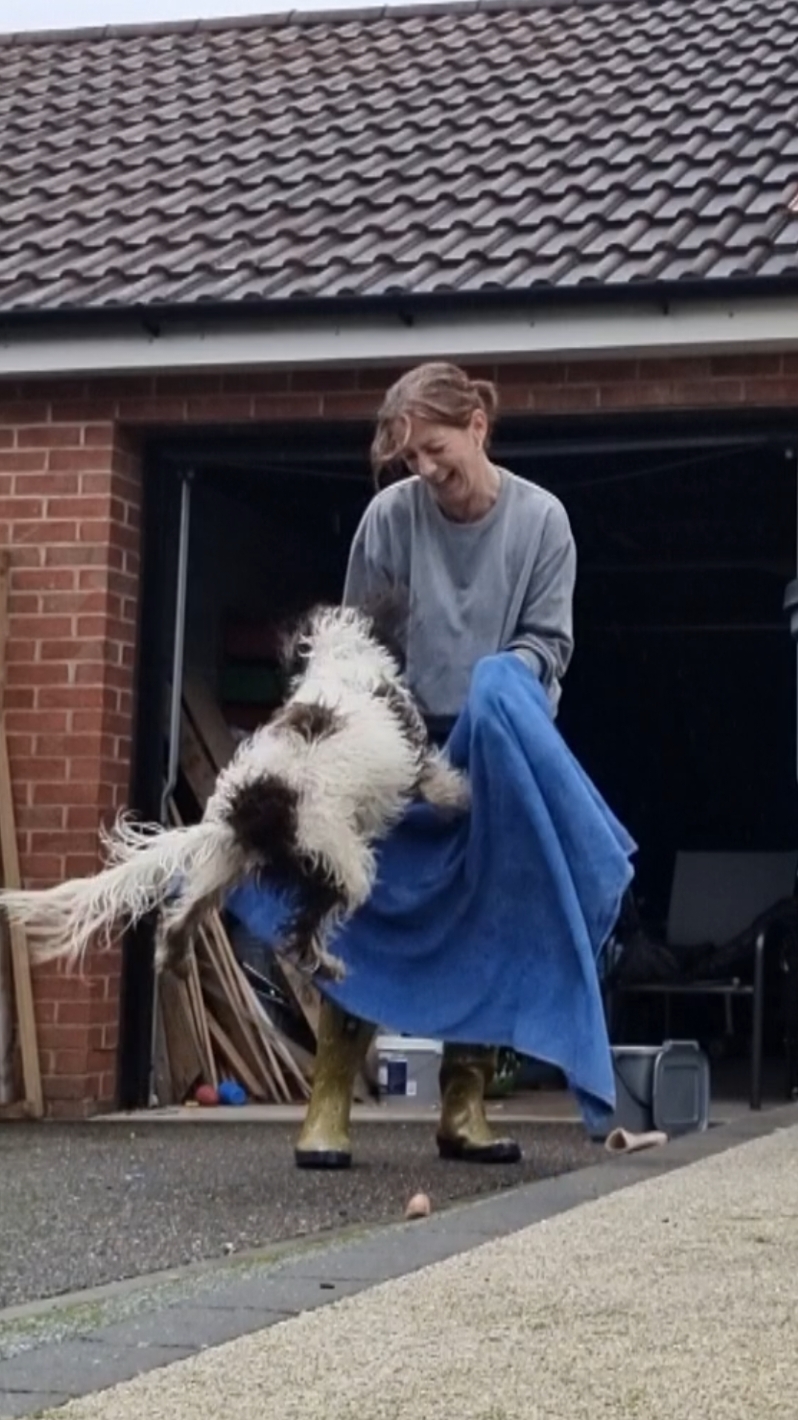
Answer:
[436,1136,522,1164]
[294,1148,352,1170]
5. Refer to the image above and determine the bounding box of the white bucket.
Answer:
[375,1035,443,1106]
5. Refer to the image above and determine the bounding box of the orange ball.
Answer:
[195,1084,219,1107]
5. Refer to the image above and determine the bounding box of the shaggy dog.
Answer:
[0,602,470,982]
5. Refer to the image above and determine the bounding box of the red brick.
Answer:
[598,381,674,410]
[16,806,66,830]
[36,731,110,758]
[670,379,745,406]
[8,593,40,615]
[33,780,111,807]
[220,370,291,395]
[83,424,117,447]
[154,373,222,397]
[293,367,358,392]
[354,364,416,391]
[24,854,65,880]
[184,393,255,421]
[529,386,600,412]
[3,688,35,710]
[17,424,83,449]
[116,397,187,422]
[45,544,110,567]
[17,472,81,496]
[47,448,114,472]
[251,393,324,419]
[0,428,14,448]
[711,353,783,377]
[20,757,72,781]
[6,734,34,757]
[636,356,710,380]
[33,1000,58,1025]
[10,665,71,689]
[41,1075,94,1102]
[15,520,79,544]
[566,358,639,384]
[0,546,40,568]
[2,496,46,519]
[14,567,77,592]
[56,1001,107,1026]
[65,805,108,830]
[0,450,48,472]
[13,614,74,639]
[46,496,112,520]
[0,401,49,423]
[29,823,98,852]
[740,377,798,403]
[39,639,103,662]
[320,392,382,419]
[38,684,118,709]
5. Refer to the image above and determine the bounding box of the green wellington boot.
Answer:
[294,998,376,1169]
[436,1043,522,1164]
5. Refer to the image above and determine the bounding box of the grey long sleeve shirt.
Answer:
[343,467,576,720]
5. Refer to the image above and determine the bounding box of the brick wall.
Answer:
[1,349,797,1115]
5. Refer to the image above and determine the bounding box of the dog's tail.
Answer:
[0,816,239,967]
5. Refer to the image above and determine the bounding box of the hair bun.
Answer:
[470,377,499,422]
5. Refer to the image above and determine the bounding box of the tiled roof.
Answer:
[2,0,798,315]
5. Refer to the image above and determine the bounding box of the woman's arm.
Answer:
[508,499,577,691]
[343,493,409,607]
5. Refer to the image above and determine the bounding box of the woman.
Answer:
[294,362,579,1169]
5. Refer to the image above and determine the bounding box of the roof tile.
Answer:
[2,0,798,313]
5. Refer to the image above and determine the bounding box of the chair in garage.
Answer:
[604,850,798,1110]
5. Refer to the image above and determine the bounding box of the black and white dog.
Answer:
[0,602,470,981]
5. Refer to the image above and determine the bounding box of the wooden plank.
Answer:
[196,923,273,1094]
[0,554,43,1118]
[0,551,8,717]
[187,952,217,1088]
[182,672,236,773]
[179,710,217,810]
[0,1099,35,1120]
[158,971,204,1103]
[165,795,283,1098]
[206,1012,265,1101]
[151,989,176,1108]
[0,904,15,1106]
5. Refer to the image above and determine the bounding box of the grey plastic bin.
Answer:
[592,1040,710,1141]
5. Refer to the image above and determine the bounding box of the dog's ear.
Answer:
[361,585,410,673]
[278,606,318,686]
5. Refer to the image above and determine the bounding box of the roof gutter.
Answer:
[2,285,798,379]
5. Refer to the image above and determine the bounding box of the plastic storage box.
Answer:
[593,1039,711,1140]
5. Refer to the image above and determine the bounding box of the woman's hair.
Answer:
[370,362,499,485]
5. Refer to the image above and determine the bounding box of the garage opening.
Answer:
[120,414,798,1109]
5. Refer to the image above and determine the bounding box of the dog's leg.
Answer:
[156,897,210,978]
[282,839,376,981]
[417,747,471,816]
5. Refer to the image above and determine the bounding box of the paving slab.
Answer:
[0,1120,600,1311]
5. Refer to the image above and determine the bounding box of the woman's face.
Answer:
[401,411,489,518]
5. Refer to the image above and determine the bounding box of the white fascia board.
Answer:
[2,295,798,379]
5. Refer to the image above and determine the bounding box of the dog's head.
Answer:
[280,597,407,695]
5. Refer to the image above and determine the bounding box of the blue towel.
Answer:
[227,654,636,1131]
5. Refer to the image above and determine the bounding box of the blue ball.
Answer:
[218,1080,247,1107]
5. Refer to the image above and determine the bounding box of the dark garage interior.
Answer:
[121,411,798,1106]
